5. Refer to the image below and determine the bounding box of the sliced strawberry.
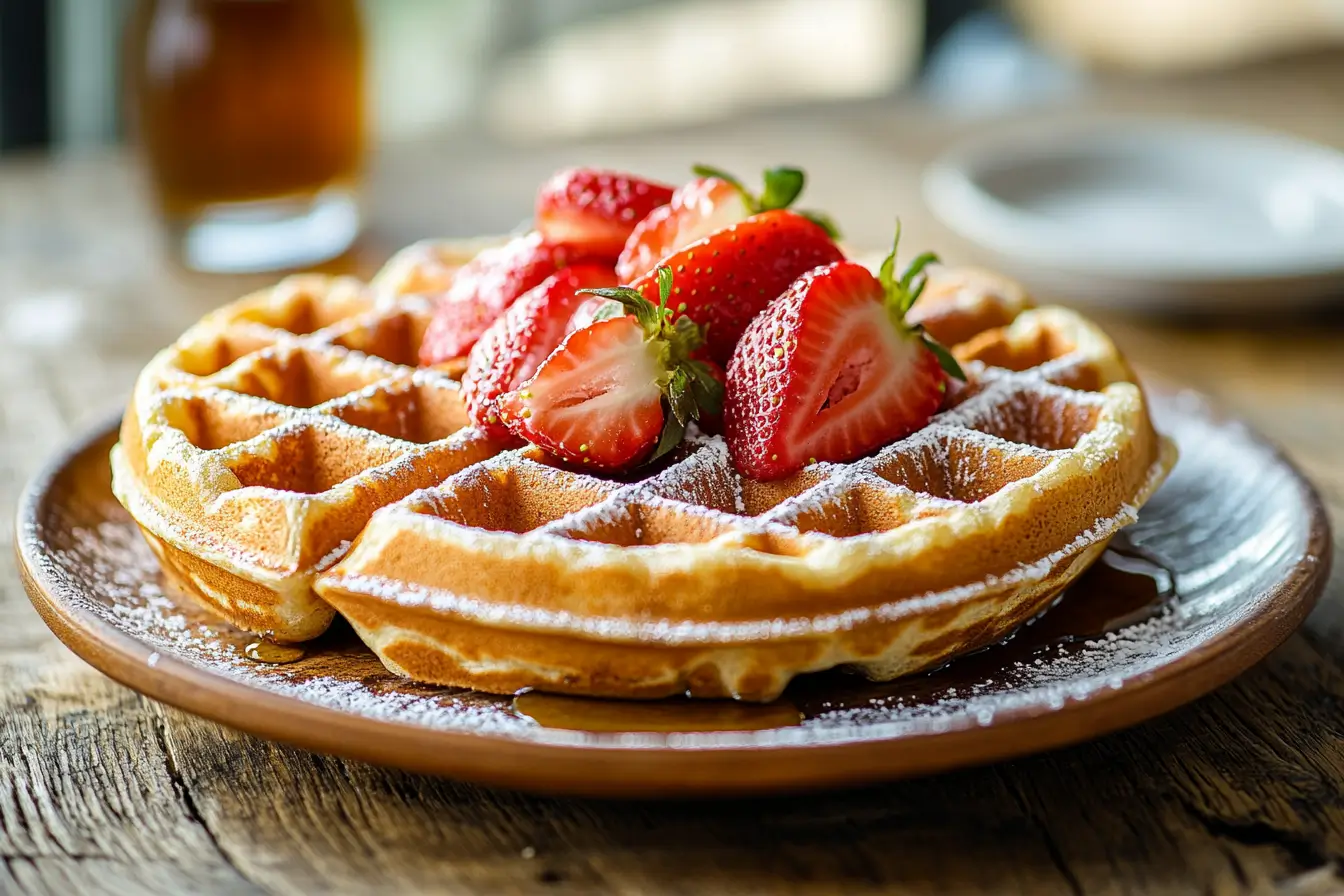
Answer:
[629,209,844,365]
[418,232,605,366]
[536,168,674,258]
[498,267,723,472]
[724,227,964,480]
[565,295,611,334]
[497,318,663,471]
[616,164,838,282]
[462,264,619,439]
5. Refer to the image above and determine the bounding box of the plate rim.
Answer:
[16,398,1333,798]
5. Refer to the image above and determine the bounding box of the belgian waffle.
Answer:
[114,242,1175,699]
[112,270,493,641]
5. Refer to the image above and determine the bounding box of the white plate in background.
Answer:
[923,119,1344,313]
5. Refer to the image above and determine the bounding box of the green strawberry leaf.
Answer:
[666,368,693,425]
[878,221,900,295]
[687,360,724,416]
[649,413,687,463]
[671,315,704,355]
[900,251,939,288]
[577,284,662,334]
[655,265,674,311]
[691,163,747,195]
[612,265,724,467]
[919,332,966,382]
[759,166,805,211]
[590,300,626,322]
[577,286,641,302]
[878,220,940,319]
[799,209,842,240]
[689,164,837,230]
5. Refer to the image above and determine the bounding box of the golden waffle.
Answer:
[112,273,498,641]
[115,243,1175,699]
[369,237,505,377]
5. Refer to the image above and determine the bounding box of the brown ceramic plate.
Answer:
[17,386,1332,798]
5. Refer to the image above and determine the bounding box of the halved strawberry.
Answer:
[462,264,619,439]
[536,168,674,258]
[616,164,838,283]
[565,295,611,334]
[497,267,723,472]
[629,209,844,365]
[724,226,964,480]
[418,232,606,366]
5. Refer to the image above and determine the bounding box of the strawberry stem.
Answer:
[878,220,966,382]
[758,167,805,210]
[689,163,842,239]
[577,265,726,462]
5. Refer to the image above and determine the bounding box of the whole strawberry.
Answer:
[628,209,844,365]
[724,224,964,480]
[536,168,674,258]
[418,232,607,367]
[462,264,619,440]
[497,267,723,472]
[617,164,838,282]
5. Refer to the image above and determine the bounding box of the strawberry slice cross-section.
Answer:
[462,263,619,440]
[497,266,724,473]
[724,224,965,480]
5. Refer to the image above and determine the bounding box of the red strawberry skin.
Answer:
[630,210,843,365]
[498,316,665,471]
[616,176,743,282]
[537,169,674,258]
[418,232,605,366]
[462,264,618,439]
[725,261,947,480]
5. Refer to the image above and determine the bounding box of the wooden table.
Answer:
[3,59,1343,893]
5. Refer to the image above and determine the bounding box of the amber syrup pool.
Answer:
[243,640,307,664]
[512,531,1178,734]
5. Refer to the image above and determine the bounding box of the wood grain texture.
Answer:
[2,53,1343,893]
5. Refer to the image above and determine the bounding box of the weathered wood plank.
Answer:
[0,324,257,895]
[136,639,1344,895]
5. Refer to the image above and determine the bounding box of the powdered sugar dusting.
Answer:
[26,390,1321,750]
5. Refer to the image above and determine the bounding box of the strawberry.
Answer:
[497,267,723,472]
[418,232,606,366]
[462,264,619,439]
[616,164,838,282]
[629,209,844,365]
[724,225,964,480]
[565,295,612,334]
[536,168,675,258]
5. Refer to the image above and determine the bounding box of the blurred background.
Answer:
[6,0,1344,152]
[0,0,1341,438]
[6,0,1344,254]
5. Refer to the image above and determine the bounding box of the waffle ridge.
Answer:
[113,268,495,641]
[115,246,1176,699]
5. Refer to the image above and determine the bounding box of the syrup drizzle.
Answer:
[513,692,803,733]
[244,640,306,664]
[790,530,1179,711]
[185,527,1178,731]
[513,532,1179,732]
